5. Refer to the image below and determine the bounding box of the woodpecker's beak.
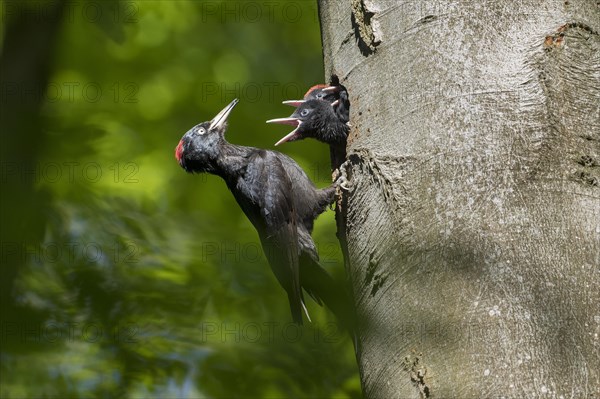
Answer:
[209,98,239,131]
[266,117,299,126]
[266,117,301,146]
[282,100,305,107]
[321,86,340,93]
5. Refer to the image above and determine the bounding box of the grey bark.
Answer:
[318,1,599,398]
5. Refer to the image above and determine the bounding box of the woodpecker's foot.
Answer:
[334,161,352,191]
[335,175,350,191]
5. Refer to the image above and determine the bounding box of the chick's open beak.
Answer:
[266,117,302,146]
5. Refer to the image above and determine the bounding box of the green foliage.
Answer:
[1,1,360,397]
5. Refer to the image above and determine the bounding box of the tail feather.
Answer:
[288,291,304,325]
[299,254,357,334]
[304,287,324,306]
[301,300,312,323]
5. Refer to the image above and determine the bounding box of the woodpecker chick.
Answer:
[327,74,350,125]
[267,99,349,146]
[176,99,347,325]
[267,98,350,173]
[282,75,350,125]
[282,84,339,107]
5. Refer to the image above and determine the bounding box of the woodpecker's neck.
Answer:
[315,117,349,144]
[213,141,253,180]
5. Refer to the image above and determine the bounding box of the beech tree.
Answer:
[319,1,600,397]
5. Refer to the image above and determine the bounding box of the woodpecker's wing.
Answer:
[276,153,336,233]
[246,151,306,324]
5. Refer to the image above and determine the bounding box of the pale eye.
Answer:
[198,127,206,135]
[300,109,310,117]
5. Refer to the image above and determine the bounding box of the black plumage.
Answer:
[176,99,347,325]
[327,74,350,125]
[267,99,349,146]
[281,75,350,125]
[268,75,351,172]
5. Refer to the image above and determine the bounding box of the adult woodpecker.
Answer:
[175,99,349,325]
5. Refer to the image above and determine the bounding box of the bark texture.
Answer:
[318,1,599,397]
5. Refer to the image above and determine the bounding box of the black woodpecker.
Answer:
[176,99,350,325]
[268,75,350,172]
[281,75,350,124]
[267,100,349,172]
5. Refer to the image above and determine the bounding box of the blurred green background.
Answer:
[1,0,360,397]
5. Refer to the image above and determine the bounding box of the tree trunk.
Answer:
[318,1,599,397]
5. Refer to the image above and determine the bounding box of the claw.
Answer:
[336,175,351,191]
[334,160,352,191]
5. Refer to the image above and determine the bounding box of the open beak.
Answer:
[209,98,239,131]
[266,117,302,146]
